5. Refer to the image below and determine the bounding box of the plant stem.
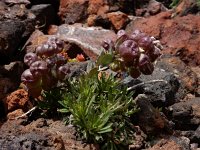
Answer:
[98,66,109,71]
[127,79,167,91]
[15,106,37,119]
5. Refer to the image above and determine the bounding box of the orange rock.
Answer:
[107,11,130,30]
[48,25,58,35]
[3,89,32,113]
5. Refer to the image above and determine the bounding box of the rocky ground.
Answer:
[0,0,200,149]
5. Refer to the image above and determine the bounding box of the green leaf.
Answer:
[58,108,69,113]
[97,53,114,66]
[97,123,113,134]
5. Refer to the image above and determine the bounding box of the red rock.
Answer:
[126,12,200,66]
[3,89,32,113]
[107,11,130,30]
[58,0,89,24]
[88,0,105,15]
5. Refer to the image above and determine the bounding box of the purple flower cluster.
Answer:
[103,29,162,78]
[21,37,70,97]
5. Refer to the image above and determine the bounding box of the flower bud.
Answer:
[21,69,41,88]
[30,60,48,78]
[24,52,38,66]
[130,29,146,42]
[55,53,67,65]
[102,39,114,51]
[118,40,139,63]
[138,54,154,75]
[57,65,70,80]
[76,54,85,62]
[148,47,161,62]
[138,36,154,52]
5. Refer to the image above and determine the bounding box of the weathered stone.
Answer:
[107,11,130,30]
[191,125,200,144]
[149,140,182,150]
[26,24,116,60]
[0,118,99,149]
[147,0,168,15]
[57,24,116,60]
[148,136,190,150]
[135,0,168,16]
[4,0,30,5]
[29,0,60,11]
[126,12,200,66]
[135,94,172,134]
[58,0,89,24]
[7,109,25,120]
[169,98,200,128]
[129,126,147,150]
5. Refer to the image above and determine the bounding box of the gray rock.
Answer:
[135,94,172,134]
[54,24,116,60]
[191,125,200,144]
[30,4,56,30]
[65,61,89,78]
[0,3,57,64]
[122,66,180,107]
[170,136,190,150]
[0,61,24,82]
[169,97,200,128]
[0,20,26,64]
